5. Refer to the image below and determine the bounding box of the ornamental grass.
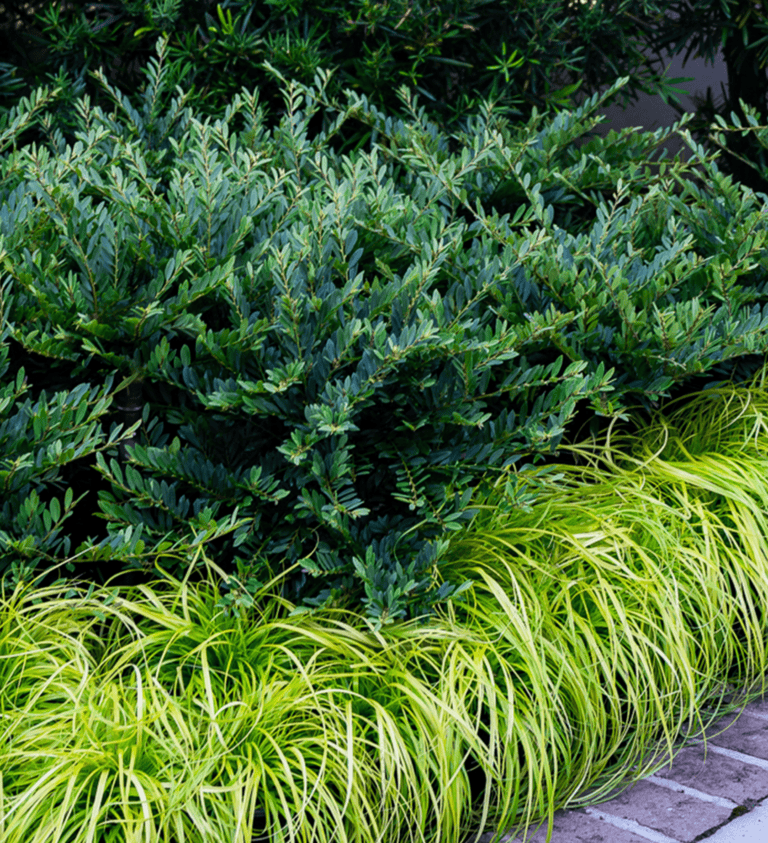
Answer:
[3,374,768,843]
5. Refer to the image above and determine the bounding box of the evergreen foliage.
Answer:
[0,0,693,156]
[3,38,768,623]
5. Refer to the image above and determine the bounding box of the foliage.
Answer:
[3,39,768,620]
[4,374,768,841]
[663,1,768,139]
[7,1,768,198]
[0,0,698,155]
[576,0,768,197]
[443,366,768,834]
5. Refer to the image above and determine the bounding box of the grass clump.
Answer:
[438,368,768,829]
[3,373,768,842]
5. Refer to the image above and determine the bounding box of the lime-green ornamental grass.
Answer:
[3,373,768,843]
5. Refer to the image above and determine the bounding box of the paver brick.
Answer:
[487,808,660,843]
[706,713,768,761]
[656,743,768,805]
[589,779,732,842]
[745,698,768,719]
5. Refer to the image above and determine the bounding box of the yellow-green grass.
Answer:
[3,371,768,842]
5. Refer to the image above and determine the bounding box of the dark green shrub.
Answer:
[2,39,768,624]
[0,0,694,156]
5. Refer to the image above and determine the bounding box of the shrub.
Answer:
[0,0,694,156]
[2,38,768,622]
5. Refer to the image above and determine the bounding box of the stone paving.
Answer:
[490,695,768,843]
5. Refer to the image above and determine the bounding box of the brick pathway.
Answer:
[489,696,768,843]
